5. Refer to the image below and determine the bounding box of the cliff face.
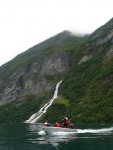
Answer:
[0,50,70,105]
[78,17,113,64]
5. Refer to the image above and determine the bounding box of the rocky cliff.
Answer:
[0,50,70,105]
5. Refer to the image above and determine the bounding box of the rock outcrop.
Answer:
[0,50,70,105]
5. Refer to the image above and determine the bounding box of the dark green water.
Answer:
[0,123,113,150]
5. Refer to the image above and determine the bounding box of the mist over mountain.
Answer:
[0,18,113,123]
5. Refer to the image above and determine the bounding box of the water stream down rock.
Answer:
[25,80,62,123]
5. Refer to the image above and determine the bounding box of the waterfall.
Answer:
[25,80,62,123]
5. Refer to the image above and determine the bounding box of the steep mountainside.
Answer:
[0,31,88,105]
[0,31,88,122]
[48,17,113,123]
[0,18,113,123]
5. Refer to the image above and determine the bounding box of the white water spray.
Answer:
[77,127,113,134]
[25,80,62,123]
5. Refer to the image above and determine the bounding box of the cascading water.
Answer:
[25,80,62,123]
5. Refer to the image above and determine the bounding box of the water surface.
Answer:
[0,123,113,150]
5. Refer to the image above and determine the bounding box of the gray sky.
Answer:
[0,0,113,66]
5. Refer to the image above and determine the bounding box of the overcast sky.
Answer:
[0,0,112,66]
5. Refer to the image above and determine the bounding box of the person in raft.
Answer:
[62,117,69,128]
[55,122,61,127]
[43,121,49,126]
[70,123,74,129]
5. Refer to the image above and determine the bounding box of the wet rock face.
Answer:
[40,51,69,75]
[78,55,92,64]
[0,50,70,105]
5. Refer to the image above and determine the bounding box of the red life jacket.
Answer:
[63,118,69,124]
[55,122,61,127]
[43,122,48,126]
[70,124,74,129]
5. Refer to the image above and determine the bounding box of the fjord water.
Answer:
[0,123,113,150]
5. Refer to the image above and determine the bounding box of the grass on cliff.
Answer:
[60,50,113,123]
[0,94,49,123]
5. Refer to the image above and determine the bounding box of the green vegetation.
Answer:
[39,103,67,123]
[60,49,113,123]
[39,97,69,123]
[53,97,69,107]
[0,94,49,123]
